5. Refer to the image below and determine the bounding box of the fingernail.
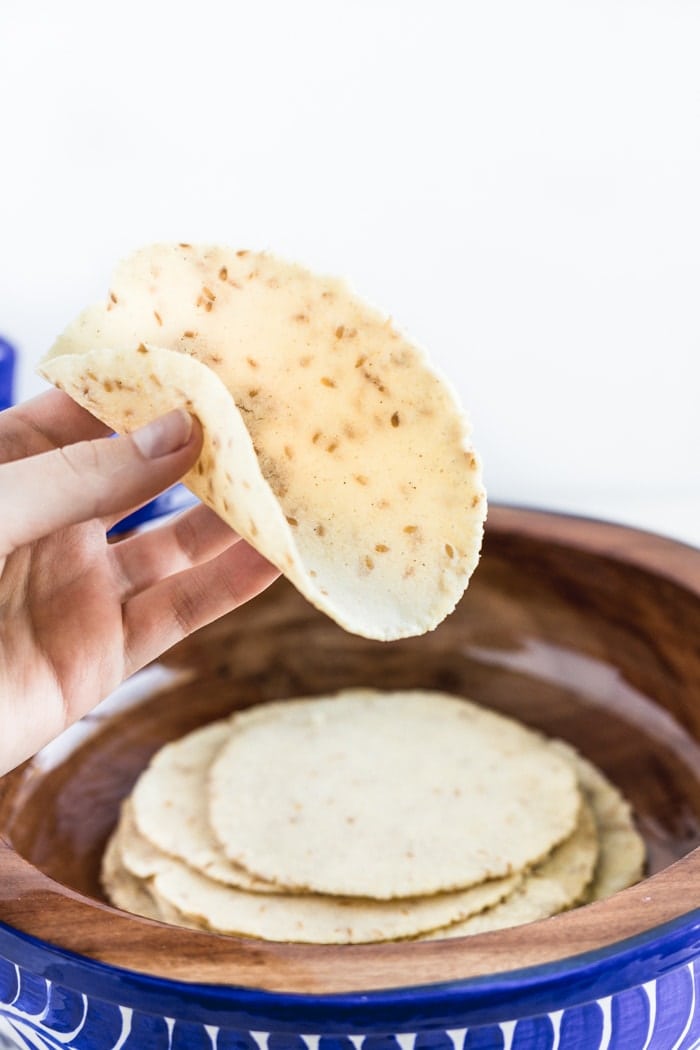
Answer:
[132,409,193,459]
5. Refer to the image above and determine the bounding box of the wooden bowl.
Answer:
[1,506,699,1050]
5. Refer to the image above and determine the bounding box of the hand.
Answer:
[0,391,280,776]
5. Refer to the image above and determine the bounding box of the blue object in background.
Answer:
[0,337,16,410]
[109,484,198,535]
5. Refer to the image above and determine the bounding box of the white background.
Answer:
[1,0,698,545]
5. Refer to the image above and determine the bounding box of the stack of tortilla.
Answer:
[41,245,645,940]
[102,689,645,943]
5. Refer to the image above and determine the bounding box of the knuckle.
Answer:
[56,442,103,517]
[170,576,204,636]
[174,511,199,564]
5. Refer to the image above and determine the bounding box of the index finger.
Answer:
[0,388,112,463]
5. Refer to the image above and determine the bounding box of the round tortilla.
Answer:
[101,824,165,924]
[115,799,523,943]
[420,798,599,939]
[207,690,581,898]
[550,741,646,900]
[421,741,646,940]
[39,244,486,641]
[130,720,283,893]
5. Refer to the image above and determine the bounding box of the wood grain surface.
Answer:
[1,505,699,994]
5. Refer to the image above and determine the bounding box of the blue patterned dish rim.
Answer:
[2,908,700,1031]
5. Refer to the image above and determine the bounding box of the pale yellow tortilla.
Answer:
[39,244,486,641]
[113,802,523,943]
[101,825,164,923]
[130,720,283,893]
[550,741,646,900]
[208,690,581,898]
[421,742,646,940]
[420,799,598,939]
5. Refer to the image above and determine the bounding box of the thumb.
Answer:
[0,409,202,554]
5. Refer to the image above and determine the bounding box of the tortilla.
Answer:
[101,824,164,923]
[550,741,646,899]
[39,244,486,641]
[130,719,283,893]
[207,690,581,898]
[112,801,523,943]
[421,798,599,939]
[421,741,646,939]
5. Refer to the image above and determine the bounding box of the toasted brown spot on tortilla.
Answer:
[315,524,326,537]
[363,371,386,393]
[236,249,249,257]
[355,354,367,368]
[219,267,228,281]
[183,330,196,339]
[109,291,118,304]
[326,441,338,453]
[365,555,375,570]
[103,379,114,392]
[354,474,368,486]
[137,343,149,354]
[375,543,389,553]
[154,310,163,326]
[249,520,259,537]
[445,543,455,559]
[300,356,313,367]
[246,357,259,368]
[294,313,309,323]
[311,431,321,444]
[248,388,259,398]
[391,412,400,428]
[403,525,417,534]
[335,325,345,339]
[321,376,336,388]
[286,516,298,526]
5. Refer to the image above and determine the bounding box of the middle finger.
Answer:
[109,502,241,599]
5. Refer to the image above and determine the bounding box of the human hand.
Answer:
[0,391,280,776]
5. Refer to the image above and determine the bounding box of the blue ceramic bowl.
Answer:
[1,508,699,1050]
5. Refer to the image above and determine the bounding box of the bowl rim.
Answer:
[1,505,699,1009]
[2,909,700,1030]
